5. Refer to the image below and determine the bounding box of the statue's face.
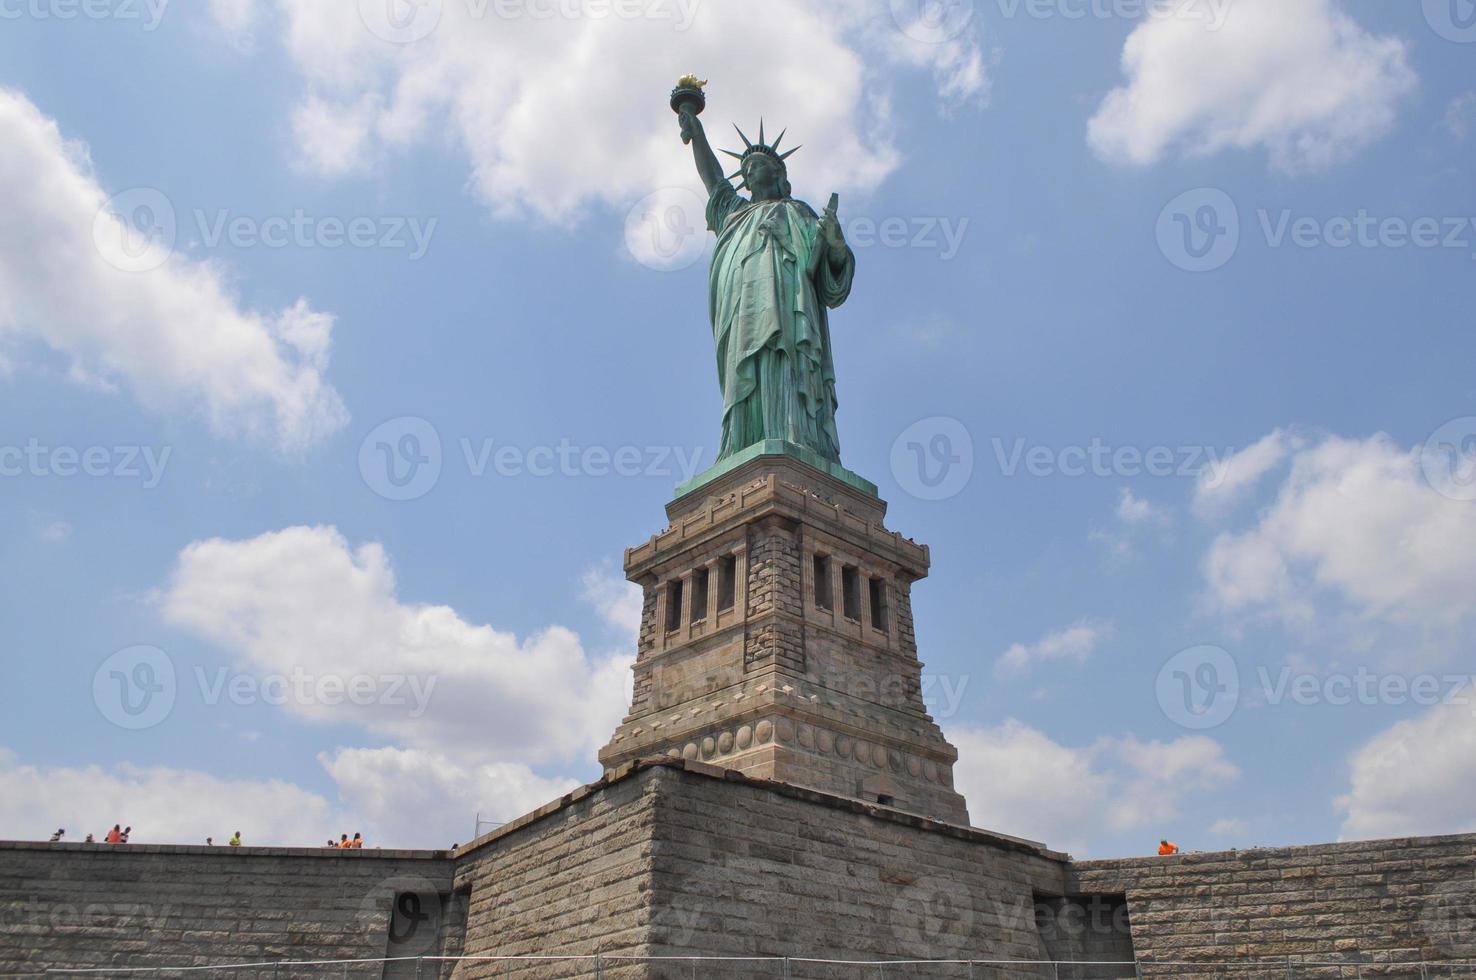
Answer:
[743,154,784,199]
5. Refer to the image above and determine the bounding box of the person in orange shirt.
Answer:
[338,834,352,849]
[1158,839,1180,856]
[104,824,123,844]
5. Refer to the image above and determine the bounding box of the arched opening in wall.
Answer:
[1032,891,1135,978]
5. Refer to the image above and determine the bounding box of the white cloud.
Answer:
[0,88,348,451]
[323,746,578,847]
[210,1,985,225]
[580,562,643,640]
[952,721,1238,855]
[0,748,340,846]
[1445,91,1476,141]
[161,525,632,765]
[1088,0,1416,173]
[1337,701,1476,841]
[1208,816,1247,838]
[1116,487,1165,525]
[1203,433,1476,637]
[997,621,1111,675]
[1194,427,1305,519]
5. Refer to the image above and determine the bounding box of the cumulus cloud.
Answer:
[1202,433,1476,637]
[952,721,1239,855]
[1088,0,1416,173]
[996,621,1112,675]
[0,88,348,451]
[1193,427,1306,519]
[1338,701,1476,841]
[580,562,643,640]
[161,525,633,765]
[322,746,579,846]
[0,748,340,846]
[208,1,986,225]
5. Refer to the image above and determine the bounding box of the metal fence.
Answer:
[25,956,1476,979]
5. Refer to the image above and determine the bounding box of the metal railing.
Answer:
[26,955,1476,979]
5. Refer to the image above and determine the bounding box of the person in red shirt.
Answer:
[1158,839,1180,856]
[104,825,123,844]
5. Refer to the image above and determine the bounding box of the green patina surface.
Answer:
[674,439,878,499]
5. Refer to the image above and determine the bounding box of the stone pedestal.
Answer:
[598,444,970,824]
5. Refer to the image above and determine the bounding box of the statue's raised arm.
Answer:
[668,77,855,465]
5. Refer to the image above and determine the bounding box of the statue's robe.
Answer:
[706,182,854,462]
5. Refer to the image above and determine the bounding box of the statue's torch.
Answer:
[671,74,707,144]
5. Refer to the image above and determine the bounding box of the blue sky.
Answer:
[1,0,1474,857]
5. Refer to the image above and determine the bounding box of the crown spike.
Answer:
[733,124,753,149]
[778,145,801,161]
[726,170,743,182]
[771,128,787,152]
[758,118,765,146]
[720,148,745,161]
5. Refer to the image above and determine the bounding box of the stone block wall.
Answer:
[448,768,661,980]
[1072,834,1476,976]
[641,762,1099,979]
[0,841,454,977]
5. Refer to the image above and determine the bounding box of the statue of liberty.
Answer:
[674,80,854,464]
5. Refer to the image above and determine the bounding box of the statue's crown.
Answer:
[720,120,800,183]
